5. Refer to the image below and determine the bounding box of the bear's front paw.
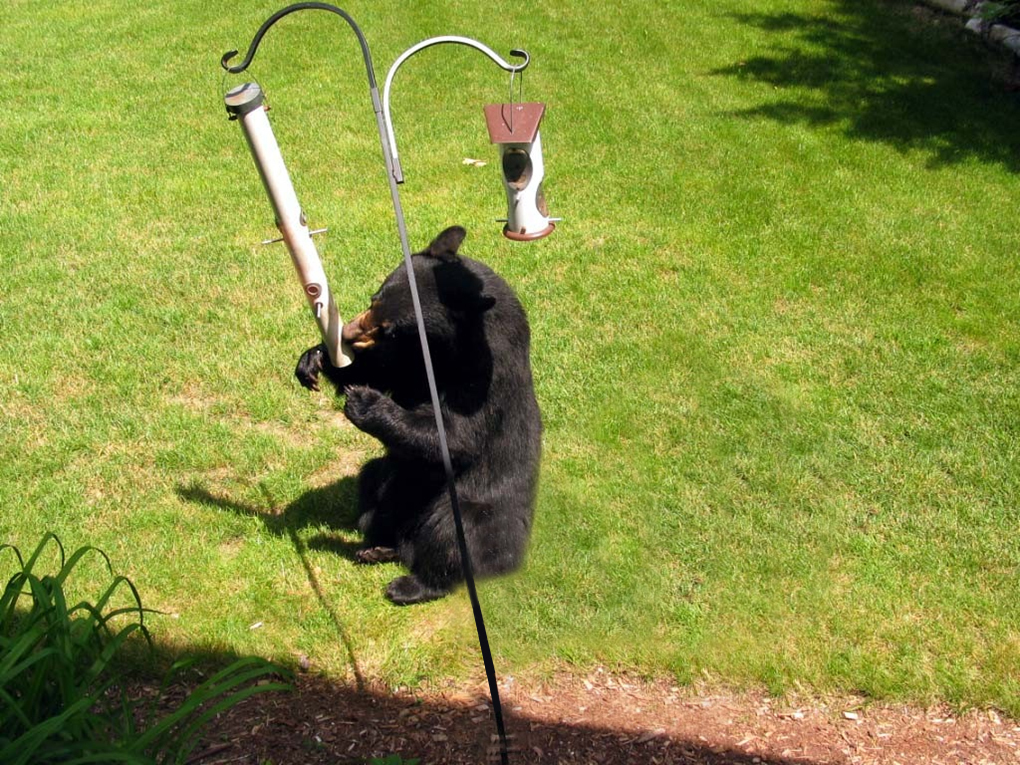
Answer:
[343,385,386,429]
[295,345,325,391]
[355,546,400,565]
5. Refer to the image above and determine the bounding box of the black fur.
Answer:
[295,226,541,605]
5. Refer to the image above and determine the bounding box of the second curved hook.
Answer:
[382,37,531,183]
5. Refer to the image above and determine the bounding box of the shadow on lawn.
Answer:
[172,489,820,764]
[178,478,367,688]
[195,673,819,765]
[715,1,1020,171]
[178,476,362,559]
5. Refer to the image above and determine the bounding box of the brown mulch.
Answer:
[188,670,1020,765]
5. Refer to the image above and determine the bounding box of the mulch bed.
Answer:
[187,670,1020,764]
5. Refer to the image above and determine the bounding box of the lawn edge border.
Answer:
[922,0,1020,55]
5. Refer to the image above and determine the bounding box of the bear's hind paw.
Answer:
[385,575,450,606]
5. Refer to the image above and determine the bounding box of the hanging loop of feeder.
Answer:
[382,38,530,184]
[506,55,526,132]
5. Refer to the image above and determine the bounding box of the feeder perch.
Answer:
[484,102,554,241]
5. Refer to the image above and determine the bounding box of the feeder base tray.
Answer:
[503,222,556,241]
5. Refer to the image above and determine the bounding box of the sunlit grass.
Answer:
[1,0,1019,714]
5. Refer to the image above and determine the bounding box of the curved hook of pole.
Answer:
[383,38,530,183]
[220,2,377,87]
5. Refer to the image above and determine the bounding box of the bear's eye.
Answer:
[368,294,391,319]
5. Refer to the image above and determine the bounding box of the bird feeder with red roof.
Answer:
[484,102,555,241]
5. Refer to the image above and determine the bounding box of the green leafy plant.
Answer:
[0,533,290,765]
[368,756,420,765]
[980,0,1020,26]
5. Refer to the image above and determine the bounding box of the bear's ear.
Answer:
[426,226,467,261]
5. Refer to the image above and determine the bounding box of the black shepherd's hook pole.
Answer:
[221,6,514,764]
[220,2,397,184]
[221,2,374,81]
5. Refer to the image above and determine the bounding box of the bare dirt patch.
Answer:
[192,671,1020,764]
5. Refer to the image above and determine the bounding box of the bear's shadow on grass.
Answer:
[177,476,369,686]
[177,476,363,561]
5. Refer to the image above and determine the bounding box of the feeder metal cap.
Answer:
[484,102,545,145]
[224,81,265,119]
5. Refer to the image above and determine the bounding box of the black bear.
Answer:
[295,226,541,605]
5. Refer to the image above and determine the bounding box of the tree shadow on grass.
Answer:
[715,1,1020,171]
[177,477,368,688]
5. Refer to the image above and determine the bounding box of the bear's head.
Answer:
[341,226,497,399]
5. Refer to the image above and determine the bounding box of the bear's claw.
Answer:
[355,546,400,565]
[295,346,324,391]
[343,385,384,427]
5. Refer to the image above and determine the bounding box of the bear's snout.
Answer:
[343,309,385,351]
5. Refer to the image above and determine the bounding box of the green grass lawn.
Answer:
[2,0,1019,713]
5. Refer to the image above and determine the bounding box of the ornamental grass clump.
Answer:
[0,533,289,765]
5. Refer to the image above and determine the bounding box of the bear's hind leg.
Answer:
[356,457,395,546]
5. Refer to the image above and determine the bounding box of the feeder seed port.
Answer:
[502,149,532,190]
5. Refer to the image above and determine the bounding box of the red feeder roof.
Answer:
[484,102,546,145]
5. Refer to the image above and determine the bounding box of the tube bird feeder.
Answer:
[224,80,352,367]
